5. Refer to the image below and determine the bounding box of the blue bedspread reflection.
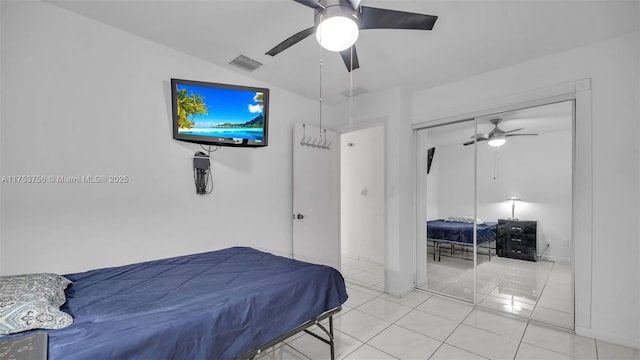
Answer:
[427,220,497,244]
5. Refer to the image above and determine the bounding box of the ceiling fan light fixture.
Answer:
[487,134,506,147]
[315,6,360,52]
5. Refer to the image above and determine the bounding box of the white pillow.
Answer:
[446,216,484,224]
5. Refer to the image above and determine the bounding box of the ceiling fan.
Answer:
[463,118,538,147]
[265,0,438,72]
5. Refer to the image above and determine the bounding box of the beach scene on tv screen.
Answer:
[175,83,265,142]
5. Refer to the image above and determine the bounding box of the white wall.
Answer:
[412,30,640,348]
[0,1,319,274]
[430,139,475,219]
[340,126,384,265]
[331,87,416,297]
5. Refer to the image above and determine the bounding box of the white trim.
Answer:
[413,81,578,129]
[386,282,416,298]
[413,92,576,131]
[576,326,640,350]
[573,78,593,331]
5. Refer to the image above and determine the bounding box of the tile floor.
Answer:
[256,259,640,360]
[423,247,573,328]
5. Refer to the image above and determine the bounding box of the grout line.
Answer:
[324,329,364,360]
[519,321,594,359]
[426,306,486,360]
[531,260,555,318]
[354,342,400,360]
[342,310,396,351]
[513,320,531,359]
[266,343,311,360]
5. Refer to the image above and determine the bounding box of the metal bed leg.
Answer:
[329,316,335,360]
[234,308,342,360]
[433,242,435,261]
[304,317,336,360]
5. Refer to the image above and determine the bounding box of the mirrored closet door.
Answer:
[416,101,574,329]
[416,119,477,302]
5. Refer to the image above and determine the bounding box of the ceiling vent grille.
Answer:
[229,55,263,72]
[341,86,368,98]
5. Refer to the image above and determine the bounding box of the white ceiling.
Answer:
[48,0,639,105]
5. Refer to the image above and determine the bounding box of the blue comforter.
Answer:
[427,220,497,244]
[45,247,347,359]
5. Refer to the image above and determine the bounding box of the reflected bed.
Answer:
[426,220,497,261]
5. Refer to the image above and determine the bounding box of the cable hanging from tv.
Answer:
[300,124,332,150]
[193,151,213,195]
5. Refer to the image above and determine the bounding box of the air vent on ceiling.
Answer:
[229,55,263,72]
[341,86,368,98]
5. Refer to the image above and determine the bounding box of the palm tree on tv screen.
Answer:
[176,89,207,129]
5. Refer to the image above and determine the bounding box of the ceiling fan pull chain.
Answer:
[493,147,501,180]
[349,46,354,127]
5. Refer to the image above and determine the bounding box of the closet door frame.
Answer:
[414,117,478,303]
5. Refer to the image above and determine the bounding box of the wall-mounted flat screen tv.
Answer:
[171,78,269,147]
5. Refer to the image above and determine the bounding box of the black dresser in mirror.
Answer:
[497,219,537,261]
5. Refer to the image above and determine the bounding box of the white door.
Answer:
[292,123,340,270]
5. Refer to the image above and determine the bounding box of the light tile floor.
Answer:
[424,247,573,328]
[257,259,640,360]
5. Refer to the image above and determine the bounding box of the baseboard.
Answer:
[342,253,384,266]
[576,326,640,350]
[539,254,571,263]
[385,283,415,297]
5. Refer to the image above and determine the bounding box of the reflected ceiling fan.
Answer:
[463,118,538,147]
[265,0,438,72]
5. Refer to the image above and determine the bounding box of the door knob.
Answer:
[296,213,305,220]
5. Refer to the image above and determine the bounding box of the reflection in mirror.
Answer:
[415,101,574,329]
[475,101,574,328]
[417,119,477,302]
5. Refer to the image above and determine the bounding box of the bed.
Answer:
[4,247,348,359]
[426,220,498,261]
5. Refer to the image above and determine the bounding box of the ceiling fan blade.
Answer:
[463,138,488,146]
[504,128,524,134]
[340,46,360,72]
[265,26,315,57]
[505,133,538,137]
[470,133,490,139]
[359,6,438,30]
[348,0,362,9]
[293,0,325,10]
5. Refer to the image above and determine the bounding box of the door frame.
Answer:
[413,79,592,331]
[339,117,389,291]
[292,123,341,270]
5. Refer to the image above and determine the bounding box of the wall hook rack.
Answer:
[300,124,332,150]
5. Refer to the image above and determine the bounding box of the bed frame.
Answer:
[427,238,495,262]
[234,307,341,360]
[38,247,347,360]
